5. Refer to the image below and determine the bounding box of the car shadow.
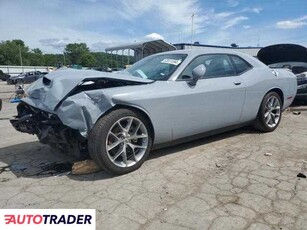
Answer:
[148,126,257,161]
[0,126,258,181]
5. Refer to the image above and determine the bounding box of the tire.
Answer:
[16,79,23,84]
[253,92,282,132]
[88,108,153,175]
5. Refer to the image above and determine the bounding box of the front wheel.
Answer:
[253,92,282,132]
[88,108,153,175]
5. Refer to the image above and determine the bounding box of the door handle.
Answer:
[233,81,241,85]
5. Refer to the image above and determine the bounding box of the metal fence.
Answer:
[0,65,54,76]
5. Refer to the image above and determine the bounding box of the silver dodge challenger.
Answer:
[11,50,297,174]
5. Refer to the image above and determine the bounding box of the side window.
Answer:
[230,55,252,74]
[179,54,236,80]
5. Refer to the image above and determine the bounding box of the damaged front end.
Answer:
[10,102,88,159]
[10,69,153,159]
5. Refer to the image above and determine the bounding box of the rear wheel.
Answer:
[253,92,282,132]
[88,108,152,175]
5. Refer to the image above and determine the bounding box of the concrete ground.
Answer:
[0,81,307,230]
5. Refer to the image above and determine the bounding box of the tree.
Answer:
[64,43,90,65]
[12,39,25,47]
[80,53,96,67]
[0,39,134,68]
[0,39,30,65]
[32,48,43,55]
[231,43,238,47]
[27,48,44,66]
[43,54,65,67]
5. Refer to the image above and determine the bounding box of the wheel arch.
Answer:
[99,104,155,143]
[266,88,284,107]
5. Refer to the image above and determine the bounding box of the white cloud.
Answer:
[276,15,307,29]
[1,0,304,54]
[222,16,248,29]
[215,12,236,19]
[145,33,165,40]
[118,0,207,35]
[277,21,307,29]
[39,38,68,50]
[251,7,262,14]
[227,0,239,7]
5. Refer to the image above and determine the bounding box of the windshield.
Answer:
[125,53,187,80]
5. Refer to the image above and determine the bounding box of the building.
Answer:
[174,43,261,57]
[105,39,176,64]
[105,40,262,67]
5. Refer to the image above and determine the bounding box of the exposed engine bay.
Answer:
[11,102,89,159]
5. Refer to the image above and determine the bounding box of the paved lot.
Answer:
[0,81,307,230]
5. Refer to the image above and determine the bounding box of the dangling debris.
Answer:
[297,173,306,178]
[72,160,101,175]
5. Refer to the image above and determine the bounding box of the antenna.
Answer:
[191,13,195,49]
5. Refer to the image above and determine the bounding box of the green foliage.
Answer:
[0,40,29,65]
[0,40,134,68]
[92,52,134,68]
[64,43,90,65]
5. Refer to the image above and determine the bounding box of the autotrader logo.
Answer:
[0,209,95,230]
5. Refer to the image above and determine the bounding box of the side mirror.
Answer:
[188,64,206,86]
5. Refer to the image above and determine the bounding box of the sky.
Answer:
[0,0,306,53]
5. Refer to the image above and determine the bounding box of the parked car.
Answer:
[87,67,112,72]
[0,70,10,81]
[10,50,297,175]
[7,71,42,84]
[258,44,307,101]
[296,72,307,101]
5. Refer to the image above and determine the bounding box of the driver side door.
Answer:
[170,54,246,140]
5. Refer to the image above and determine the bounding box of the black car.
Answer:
[7,71,43,84]
[296,72,307,101]
[258,44,307,101]
[0,70,11,81]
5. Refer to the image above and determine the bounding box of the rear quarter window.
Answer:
[230,55,252,74]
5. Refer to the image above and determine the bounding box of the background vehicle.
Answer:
[7,71,43,84]
[258,43,307,101]
[11,50,297,175]
[296,71,307,101]
[0,70,10,81]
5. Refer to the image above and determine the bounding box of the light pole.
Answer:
[19,46,24,73]
[191,13,195,48]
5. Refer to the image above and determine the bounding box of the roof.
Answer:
[173,43,262,49]
[105,39,176,53]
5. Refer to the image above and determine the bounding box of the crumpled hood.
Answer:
[23,68,153,112]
